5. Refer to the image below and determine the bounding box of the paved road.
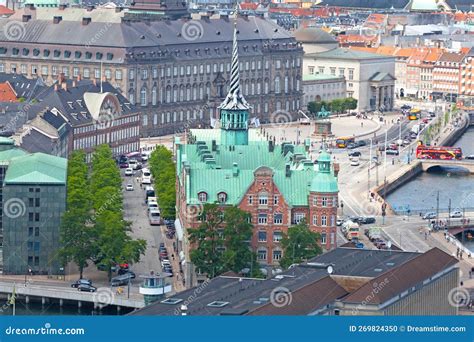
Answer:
[121,167,163,278]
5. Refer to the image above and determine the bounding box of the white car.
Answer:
[147,201,158,212]
[124,168,133,176]
[350,159,360,166]
[142,176,152,185]
[450,210,462,218]
[126,183,134,191]
[128,159,138,169]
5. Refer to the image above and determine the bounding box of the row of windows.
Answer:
[73,126,138,150]
[0,47,113,61]
[308,66,355,80]
[257,249,282,261]
[258,231,283,242]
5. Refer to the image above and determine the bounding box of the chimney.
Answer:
[269,140,274,152]
[59,4,67,10]
[22,15,31,23]
[232,162,239,177]
[333,163,340,177]
[92,78,97,86]
[82,17,92,26]
[53,16,62,24]
[77,74,82,82]
[72,79,76,88]
[285,164,291,177]
[61,82,67,91]
[54,84,59,91]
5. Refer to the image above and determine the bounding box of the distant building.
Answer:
[459,47,474,100]
[175,20,338,287]
[302,74,346,106]
[0,137,67,275]
[11,78,141,160]
[432,50,465,102]
[0,5,303,137]
[293,27,338,54]
[304,48,396,112]
[132,246,459,316]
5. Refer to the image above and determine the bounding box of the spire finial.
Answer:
[218,1,250,111]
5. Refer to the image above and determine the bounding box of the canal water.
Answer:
[386,127,474,251]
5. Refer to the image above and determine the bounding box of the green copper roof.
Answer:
[0,148,27,162]
[4,152,67,185]
[307,48,393,61]
[406,0,439,11]
[310,172,339,193]
[0,137,14,145]
[318,151,331,163]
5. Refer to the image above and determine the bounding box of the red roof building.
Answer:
[0,82,18,102]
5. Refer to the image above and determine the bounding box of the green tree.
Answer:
[188,204,225,277]
[279,221,322,269]
[344,97,358,111]
[59,151,95,279]
[149,146,176,220]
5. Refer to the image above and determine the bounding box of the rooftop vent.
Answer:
[82,17,91,26]
[161,298,183,305]
[207,301,229,308]
[53,16,62,24]
[22,15,32,23]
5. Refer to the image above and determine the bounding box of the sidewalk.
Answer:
[160,226,185,293]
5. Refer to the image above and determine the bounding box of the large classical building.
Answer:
[0,137,67,275]
[175,20,338,287]
[0,3,303,137]
[303,48,396,112]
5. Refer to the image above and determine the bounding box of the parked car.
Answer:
[466,155,474,160]
[77,284,97,292]
[401,104,411,110]
[336,218,344,226]
[126,183,134,191]
[385,149,399,156]
[356,140,367,147]
[119,162,129,168]
[347,143,357,149]
[348,151,362,157]
[142,176,152,185]
[450,210,462,218]
[125,168,133,176]
[71,279,92,288]
[118,269,136,278]
[422,212,437,220]
[149,209,161,225]
[147,201,159,212]
[128,159,138,169]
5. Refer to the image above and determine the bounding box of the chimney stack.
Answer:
[333,163,340,177]
[82,17,92,25]
[285,164,291,177]
[58,72,65,85]
[54,84,59,92]
[53,16,62,24]
[22,15,31,23]
[61,82,67,91]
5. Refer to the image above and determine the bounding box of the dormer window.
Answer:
[53,50,61,58]
[12,48,19,56]
[75,51,82,58]
[198,191,207,203]
[33,49,40,56]
[22,48,29,56]
[217,192,227,204]
[64,50,71,58]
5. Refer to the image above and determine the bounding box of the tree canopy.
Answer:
[149,145,176,220]
[279,221,322,269]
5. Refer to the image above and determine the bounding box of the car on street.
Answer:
[385,149,399,156]
[466,155,474,160]
[422,212,437,220]
[359,216,376,224]
[401,104,411,110]
[71,279,92,288]
[126,183,134,191]
[336,218,344,226]
[355,140,367,147]
[402,139,411,146]
[119,162,129,168]
[348,151,362,157]
[77,284,97,292]
[147,201,158,212]
[111,273,134,287]
[142,176,152,185]
[148,209,161,225]
[350,159,360,166]
[450,210,462,218]
[125,168,133,176]
[347,143,357,149]
[118,269,136,278]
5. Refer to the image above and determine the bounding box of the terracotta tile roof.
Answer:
[438,51,466,63]
[247,276,348,315]
[0,82,17,102]
[347,46,378,53]
[395,47,417,58]
[239,3,259,10]
[0,5,14,16]
[424,48,443,63]
[341,247,458,305]
[376,46,397,56]
[338,34,378,45]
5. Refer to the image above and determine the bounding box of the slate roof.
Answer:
[131,247,433,316]
[307,48,394,61]
[0,74,46,99]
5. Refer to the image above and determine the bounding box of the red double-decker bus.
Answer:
[416,145,463,160]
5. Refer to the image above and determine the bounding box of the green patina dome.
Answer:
[318,151,331,163]
[310,172,339,193]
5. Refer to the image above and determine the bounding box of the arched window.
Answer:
[275,76,280,94]
[186,86,191,101]
[151,86,157,106]
[140,87,147,106]
[173,87,178,102]
[217,192,227,204]
[198,192,208,202]
[179,86,184,102]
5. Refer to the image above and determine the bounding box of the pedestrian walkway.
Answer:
[160,226,185,293]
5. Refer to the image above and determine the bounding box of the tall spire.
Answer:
[218,2,250,111]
